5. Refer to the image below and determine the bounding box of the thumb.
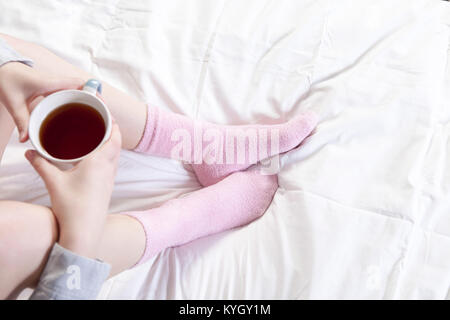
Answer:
[25,150,62,189]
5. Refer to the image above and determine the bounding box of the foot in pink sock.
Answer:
[134,104,318,186]
[122,168,278,266]
[192,111,318,186]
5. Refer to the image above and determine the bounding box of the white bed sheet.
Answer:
[1,0,450,299]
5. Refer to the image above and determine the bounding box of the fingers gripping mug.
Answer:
[28,79,112,166]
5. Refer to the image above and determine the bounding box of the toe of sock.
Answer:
[297,110,319,133]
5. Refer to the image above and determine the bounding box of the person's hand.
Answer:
[0,62,83,141]
[25,123,122,259]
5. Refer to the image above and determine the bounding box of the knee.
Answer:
[0,211,22,267]
[0,211,26,298]
[0,204,58,265]
[0,202,58,296]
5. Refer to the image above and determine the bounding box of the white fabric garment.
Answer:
[0,0,449,299]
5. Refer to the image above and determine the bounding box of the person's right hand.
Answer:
[25,122,122,259]
[0,62,83,141]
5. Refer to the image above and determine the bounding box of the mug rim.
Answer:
[28,89,112,164]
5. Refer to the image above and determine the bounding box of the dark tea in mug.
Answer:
[39,103,106,160]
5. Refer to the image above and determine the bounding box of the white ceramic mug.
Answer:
[28,79,112,166]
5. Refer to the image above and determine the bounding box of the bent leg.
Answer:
[0,201,145,299]
[122,168,278,265]
[0,201,57,299]
[0,168,277,299]
[0,34,318,188]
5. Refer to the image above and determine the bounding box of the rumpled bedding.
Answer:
[1,0,450,299]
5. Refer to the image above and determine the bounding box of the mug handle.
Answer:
[82,79,103,95]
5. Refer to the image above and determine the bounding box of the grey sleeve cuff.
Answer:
[29,243,111,300]
[0,38,33,67]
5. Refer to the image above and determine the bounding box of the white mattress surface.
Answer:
[1,0,450,299]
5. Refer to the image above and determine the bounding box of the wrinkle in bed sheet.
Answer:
[1,0,450,299]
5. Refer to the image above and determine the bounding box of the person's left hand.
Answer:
[25,122,122,259]
[0,62,83,141]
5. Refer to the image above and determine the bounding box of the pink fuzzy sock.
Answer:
[135,104,317,186]
[122,168,278,266]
